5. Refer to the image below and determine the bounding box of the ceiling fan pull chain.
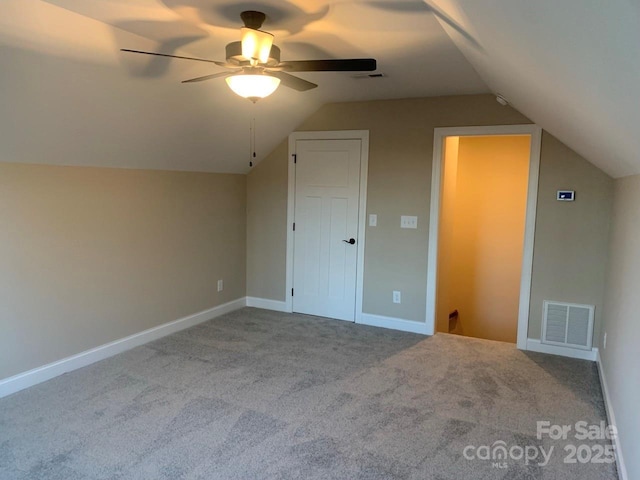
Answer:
[249,118,253,167]
[249,117,256,167]
[253,117,257,160]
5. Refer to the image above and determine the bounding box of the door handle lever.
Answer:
[342,238,356,245]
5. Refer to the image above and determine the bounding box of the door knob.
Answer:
[343,238,356,245]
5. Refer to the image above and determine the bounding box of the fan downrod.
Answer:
[240,11,266,30]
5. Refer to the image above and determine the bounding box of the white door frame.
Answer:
[425,125,542,349]
[286,130,370,321]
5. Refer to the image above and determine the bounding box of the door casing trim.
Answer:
[426,124,542,348]
[286,130,370,321]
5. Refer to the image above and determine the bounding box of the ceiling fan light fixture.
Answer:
[226,73,280,102]
[121,9,376,98]
[241,27,273,64]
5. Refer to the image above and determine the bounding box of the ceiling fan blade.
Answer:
[182,71,237,83]
[279,58,377,72]
[121,49,227,67]
[268,72,318,92]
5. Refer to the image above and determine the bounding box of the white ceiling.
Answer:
[431,0,640,178]
[0,0,487,174]
[1,1,638,177]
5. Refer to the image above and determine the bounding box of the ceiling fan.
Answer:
[121,10,377,102]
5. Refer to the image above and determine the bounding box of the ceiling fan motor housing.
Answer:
[240,11,266,30]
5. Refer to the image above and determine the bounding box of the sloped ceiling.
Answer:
[431,0,640,178]
[0,0,487,173]
[2,1,637,177]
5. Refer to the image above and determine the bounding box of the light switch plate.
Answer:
[401,215,418,229]
[369,214,377,227]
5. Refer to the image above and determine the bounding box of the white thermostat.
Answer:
[557,190,575,201]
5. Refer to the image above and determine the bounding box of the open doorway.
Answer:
[437,135,530,343]
[425,125,542,348]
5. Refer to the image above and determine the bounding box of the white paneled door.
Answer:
[292,139,362,321]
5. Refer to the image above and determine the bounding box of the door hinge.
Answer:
[293,222,295,231]
[291,288,294,296]
[292,154,297,164]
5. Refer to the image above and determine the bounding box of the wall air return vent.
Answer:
[541,301,594,350]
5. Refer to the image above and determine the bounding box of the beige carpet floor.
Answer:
[0,307,618,479]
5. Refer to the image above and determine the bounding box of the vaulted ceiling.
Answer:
[430,0,640,179]
[1,1,638,177]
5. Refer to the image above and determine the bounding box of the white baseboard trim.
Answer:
[526,338,597,361]
[358,313,429,335]
[0,297,247,399]
[596,350,628,480]
[246,297,289,312]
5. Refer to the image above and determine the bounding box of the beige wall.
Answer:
[440,136,530,343]
[246,141,289,300]
[599,174,640,480]
[0,163,246,379]
[436,136,459,333]
[247,94,613,340]
[528,134,613,340]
